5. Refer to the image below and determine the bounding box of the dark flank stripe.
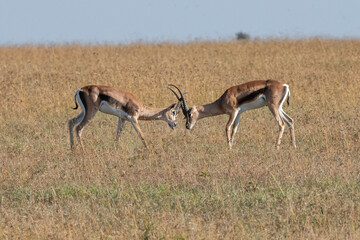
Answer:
[99,93,121,107]
[238,87,267,105]
[98,93,112,102]
[99,93,139,115]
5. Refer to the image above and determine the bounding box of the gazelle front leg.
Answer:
[132,120,148,148]
[99,101,147,148]
[115,118,125,146]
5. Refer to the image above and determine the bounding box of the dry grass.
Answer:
[1,39,359,239]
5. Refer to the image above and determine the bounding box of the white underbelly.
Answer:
[99,101,130,119]
[239,95,266,112]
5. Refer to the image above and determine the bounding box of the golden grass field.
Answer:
[0,39,359,239]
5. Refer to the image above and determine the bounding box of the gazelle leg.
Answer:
[115,118,125,146]
[99,101,146,148]
[68,112,85,150]
[268,106,285,150]
[75,108,97,152]
[275,115,285,150]
[68,90,86,150]
[225,110,239,150]
[230,111,242,147]
[281,111,296,148]
[133,120,148,148]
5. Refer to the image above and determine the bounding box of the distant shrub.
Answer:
[236,32,250,41]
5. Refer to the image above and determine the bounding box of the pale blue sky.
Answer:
[1,0,359,45]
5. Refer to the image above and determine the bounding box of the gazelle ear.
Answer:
[168,103,176,109]
[183,108,192,119]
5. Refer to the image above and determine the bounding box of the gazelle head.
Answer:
[184,106,199,130]
[164,102,180,130]
[165,87,186,129]
[168,84,198,130]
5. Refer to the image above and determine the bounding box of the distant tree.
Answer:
[236,32,250,41]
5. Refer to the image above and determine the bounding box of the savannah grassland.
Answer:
[0,39,359,239]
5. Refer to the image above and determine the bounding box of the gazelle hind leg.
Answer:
[268,107,285,150]
[275,115,285,150]
[225,110,239,150]
[230,112,242,147]
[280,110,296,148]
[75,109,97,152]
[279,84,296,148]
[68,113,84,150]
[271,84,289,149]
[68,90,86,150]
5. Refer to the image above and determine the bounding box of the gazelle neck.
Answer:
[138,106,168,121]
[196,100,223,120]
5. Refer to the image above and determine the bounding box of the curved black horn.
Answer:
[167,86,181,101]
[168,84,189,111]
[173,100,182,112]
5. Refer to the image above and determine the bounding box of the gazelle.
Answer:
[68,85,182,151]
[170,80,296,149]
